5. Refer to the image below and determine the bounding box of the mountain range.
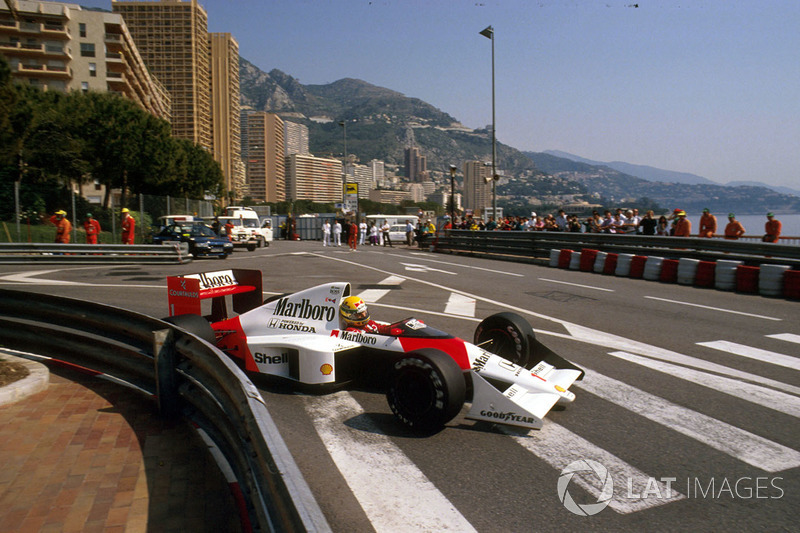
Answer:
[238,58,799,215]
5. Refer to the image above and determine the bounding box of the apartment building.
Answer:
[245,111,285,203]
[283,120,309,156]
[209,32,244,201]
[112,0,211,150]
[0,1,170,119]
[404,146,428,182]
[463,160,492,214]
[285,153,342,202]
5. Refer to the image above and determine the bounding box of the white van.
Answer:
[220,206,273,247]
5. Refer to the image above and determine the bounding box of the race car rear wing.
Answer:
[167,269,262,321]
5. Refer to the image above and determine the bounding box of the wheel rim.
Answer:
[394,369,436,417]
[483,327,524,365]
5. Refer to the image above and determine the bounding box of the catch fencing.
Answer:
[0,290,331,533]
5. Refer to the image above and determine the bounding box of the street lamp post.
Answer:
[338,120,347,210]
[449,165,457,222]
[479,25,497,221]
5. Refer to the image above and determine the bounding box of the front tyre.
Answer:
[473,312,536,368]
[387,349,466,432]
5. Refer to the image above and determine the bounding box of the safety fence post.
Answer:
[153,328,180,419]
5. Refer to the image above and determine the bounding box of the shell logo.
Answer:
[320,364,333,375]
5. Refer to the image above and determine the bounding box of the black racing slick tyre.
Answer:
[387,349,466,432]
[473,312,536,368]
[162,314,217,345]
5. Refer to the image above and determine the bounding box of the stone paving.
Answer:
[0,362,242,532]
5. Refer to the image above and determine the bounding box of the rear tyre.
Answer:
[162,314,216,345]
[387,349,466,432]
[473,312,536,368]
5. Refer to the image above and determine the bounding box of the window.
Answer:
[79,23,86,38]
[80,43,95,57]
[89,63,96,77]
[81,81,89,93]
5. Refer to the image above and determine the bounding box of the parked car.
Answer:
[152,222,233,259]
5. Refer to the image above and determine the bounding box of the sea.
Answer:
[685,213,800,238]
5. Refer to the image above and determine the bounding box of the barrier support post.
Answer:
[153,328,180,419]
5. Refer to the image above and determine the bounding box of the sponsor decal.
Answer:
[337,330,377,345]
[404,318,426,330]
[273,297,336,322]
[254,352,289,365]
[320,364,333,375]
[267,318,316,333]
[531,361,549,376]
[185,270,237,290]
[168,289,199,298]
[472,352,491,372]
[478,410,536,425]
[325,297,336,303]
[329,286,342,295]
[498,360,516,373]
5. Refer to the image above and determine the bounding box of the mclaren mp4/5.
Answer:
[165,269,584,432]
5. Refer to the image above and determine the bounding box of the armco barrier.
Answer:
[0,290,331,533]
[0,242,192,264]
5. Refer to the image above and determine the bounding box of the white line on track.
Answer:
[538,278,615,292]
[505,421,684,514]
[443,293,476,317]
[575,369,800,472]
[767,333,800,344]
[643,296,781,321]
[607,351,800,418]
[302,392,477,533]
[697,341,800,371]
[357,275,405,303]
[388,253,524,277]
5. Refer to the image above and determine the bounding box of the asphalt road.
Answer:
[2,240,798,532]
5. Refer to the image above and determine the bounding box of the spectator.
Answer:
[322,220,331,246]
[333,219,342,246]
[348,219,358,251]
[656,215,670,235]
[698,208,717,238]
[763,212,782,243]
[381,219,393,247]
[83,213,101,244]
[674,211,692,237]
[631,209,642,233]
[543,214,558,231]
[667,208,682,235]
[621,210,638,233]
[639,210,658,236]
[724,213,745,240]
[50,210,72,243]
[599,211,616,233]
[485,216,497,231]
[369,221,379,245]
[405,219,415,246]
[121,208,135,244]
[359,219,368,245]
[555,209,568,231]
[568,215,582,232]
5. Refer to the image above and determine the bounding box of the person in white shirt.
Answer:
[359,220,367,245]
[333,220,342,246]
[380,220,393,247]
[555,209,569,231]
[322,220,331,246]
[369,222,379,245]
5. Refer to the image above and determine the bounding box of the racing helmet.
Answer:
[340,296,369,327]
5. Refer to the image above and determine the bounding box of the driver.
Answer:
[339,296,392,334]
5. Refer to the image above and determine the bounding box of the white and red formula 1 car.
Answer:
[166,269,584,432]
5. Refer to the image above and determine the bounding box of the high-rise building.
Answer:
[209,32,243,201]
[285,154,342,202]
[404,146,427,182]
[0,1,170,119]
[463,160,492,213]
[112,0,212,150]
[245,111,284,202]
[369,159,385,187]
[283,121,309,156]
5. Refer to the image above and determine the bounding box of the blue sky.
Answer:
[78,0,799,188]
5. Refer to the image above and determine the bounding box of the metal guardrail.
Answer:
[434,230,800,268]
[0,242,192,264]
[0,290,330,533]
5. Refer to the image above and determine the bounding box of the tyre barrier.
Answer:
[736,265,760,294]
[629,255,647,279]
[643,256,664,281]
[549,248,798,299]
[660,259,679,283]
[715,260,742,291]
[568,251,582,270]
[593,251,608,273]
[785,270,800,300]
[580,249,598,272]
[603,253,618,275]
[677,258,700,286]
[694,261,717,288]
[759,264,790,297]
[615,253,633,277]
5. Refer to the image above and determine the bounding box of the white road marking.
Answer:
[607,351,800,418]
[538,278,615,292]
[389,253,524,277]
[302,392,477,533]
[400,262,457,275]
[0,270,91,285]
[643,296,781,321]
[357,275,405,303]
[556,324,800,396]
[697,341,800,371]
[766,333,800,344]
[575,369,800,472]
[444,293,476,317]
[505,421,684,514]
